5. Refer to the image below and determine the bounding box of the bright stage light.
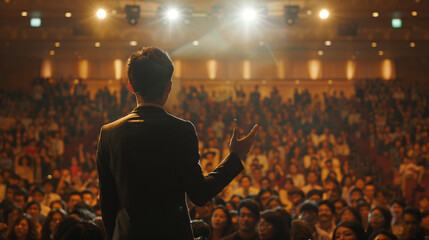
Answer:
[21,11,27,17]
[166,8,179,21]
[96,9,107,19]
[241,8,257,22]
[319,9,329,19]
[371,42,377,48]
[192,40,199,46]
[325,40,332,46]
[410,42,416,48]
[129,40,138,46]
[65,12,72,18]
[94,42,101,47]
[54,42,60,47]
[372,12,379,18]
[391,18,402,28]
[30,18,41,27]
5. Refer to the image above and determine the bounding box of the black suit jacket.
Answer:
[96,106,244,240]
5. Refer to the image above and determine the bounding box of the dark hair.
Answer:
[2,202,23,224]
[333,221,366,240]
[53,217,103,240]
[191,219,209,240]
[212,196,226,206]
[318,200,335,213]
[274,207,292,230]
[369,229,399,240]
[238,199,260,219]
[239,175,252,184]
[390,198,406,208]
[24,200,41,213]
[50,200,68,212]
[127,47,174,101]
[209,206,233,238]
[67,191,82,202]
[403,206,422,223]
[338,207,362,225]
[40,208,68,240]
[290,220,313,240]
[299,200,318,214]
[81,189,94,199]
[30,185,45,196]
[307,189,323,199]
[367,206,392,235]
[260,210,289,240]
[13,189,28,202]
[7,214,39,240]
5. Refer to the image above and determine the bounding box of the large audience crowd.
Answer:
[0,77,428,240]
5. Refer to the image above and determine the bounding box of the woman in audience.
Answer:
[257,210,288,240]
[40,208,68,240]
[368,229,398,240]
[208,206,233,240]
[24,201,43,235]
[366,206,392,238]
[6,214,38,240]
[332,221,366,240]
[338,207,362,226]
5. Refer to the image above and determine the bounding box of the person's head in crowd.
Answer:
[5,184,21,202]
[50,200,67,212]
[341,175,353,189]
[373,189,389,207]
[226,201,237,211]
[257,209,289,240]
[237,199,260,236]
[261,176,273,189]
[418,195,429,212]
[66,191,82,212]
[402,206,423,240]
[339,207,362,225]
[306,171,319,185]
[307,189,323,203]
[258,187,275,210]
[356,199,370,228]
[127,47,174,104]
[7,214,39,240]
[212,196,226,207]
[324,177,340,200]
[3,202,23,229]
[333,199,348,221]
[195,199,213,223]
[289,164,299,175]
[81,189,95,206]
[363,183,376,202]
[239,175,252,190]
[30,185,45,204]
[390,199,405,223]
[230,195,243,209]
[24,201,41,222]
[283,178,294,191]
[368,229,399,240]
[40,208,67,240]
[354,178,365,190]
[274,207,292,231]
[298,200,319,229]
[13,189,28,209]
[86,182,99,197]
[42,180,56,194]
[191,219,209,240]
[53,217,104,240]
[209,206,233,239]
[318,200,335,226]
[333,221,366,240]
[290,220,313,240]
[288,189,305,206]
[349,188,364,207]
[421,211,429,234]
[265,197,282,210]
[229,210,239,231]
[251,167,263,182]
[366,206,392,236]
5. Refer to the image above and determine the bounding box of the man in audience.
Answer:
[401,207,424,240]
[316,200,335,238]
[222,199,260,240]
[298,200,330,240]
[233,175,259,198]
[67,191,82,213]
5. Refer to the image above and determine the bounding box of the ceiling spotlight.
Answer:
[21,11,27,17]
[391,18,402,28]
[410,42,416,48]
[318,50,324,56]
[166,8,179,21]
[372,12,379,17]
[65,12,72,18]
[325,40,332,46]
[241,8,258,22]
[192,40,199,46]
[54,42,60,47]
[30,18,41,27]
[319,9,329,19]
[411,11,418,16]
[129,40,138,46]
[49,50,55,56]
[94,42,101,47]
[96,9,107,19]
[378,50,384,56]
[371,42,377,48]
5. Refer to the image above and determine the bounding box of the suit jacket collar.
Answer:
[131,105,166,114]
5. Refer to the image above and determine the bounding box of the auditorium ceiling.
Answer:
[0,0,428,60]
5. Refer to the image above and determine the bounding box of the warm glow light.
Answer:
[207,60,217,80]
[21,11,27,17]
[277,60,285,79]
[54,42,60,47]
[96,9,107,19]
[371,42,377,48]
[325,40,332,46]
[192,41,199,46]
[411,11,418,17]
[378,50,384,56]
[41,60,52,78]
[319,9,329,19]
[318,50,324,56]
[243,60,251,80]
[49,50,55,56]
[306,10,312,15]
[346,60,357,80]
[129,40,138,46]
[166,9,179,21]
[94,42,101,47]
[241,8,258,21]
[78,60,89,79]
[382,59,394,80]
[65,12,72,18]
[173,60,181,78]
[308,59,321,80]
[410,42,416,48]
[372,12,379,17]
[114,59,122,80]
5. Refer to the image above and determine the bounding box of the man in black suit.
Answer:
[96,47,258,240]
